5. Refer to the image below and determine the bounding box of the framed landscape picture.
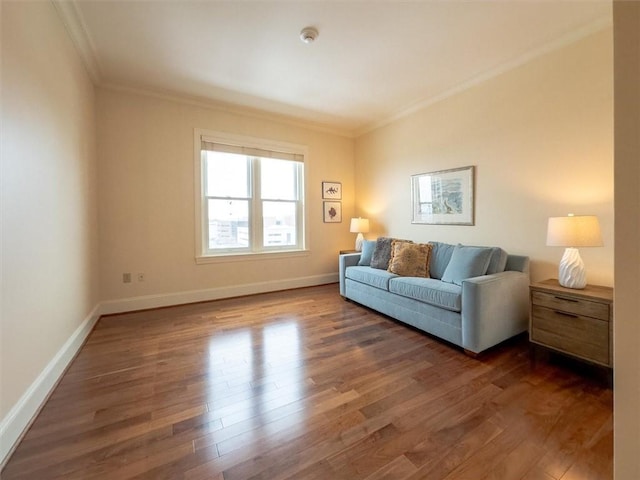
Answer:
[323,201,342,223]
[322,181,342,200]
[411,166,475,225]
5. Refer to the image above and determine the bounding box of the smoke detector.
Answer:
[300,27,318,44]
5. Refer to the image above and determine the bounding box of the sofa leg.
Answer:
[464,349,479,358]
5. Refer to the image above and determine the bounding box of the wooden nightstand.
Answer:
[529,279,613,368]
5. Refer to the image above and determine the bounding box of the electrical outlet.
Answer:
[123,273,131,283]
[137,273,145,282]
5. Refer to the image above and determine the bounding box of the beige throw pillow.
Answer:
[388,241,433,277]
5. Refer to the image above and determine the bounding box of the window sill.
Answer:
[195,249,311,265]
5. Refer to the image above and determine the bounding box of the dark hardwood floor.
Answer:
[1,284,612,479]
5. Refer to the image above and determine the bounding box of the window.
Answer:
[195,130,307,261]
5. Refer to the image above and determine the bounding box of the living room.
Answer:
[1,1,638,478]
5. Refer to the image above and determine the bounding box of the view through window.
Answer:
[197,133,305,258]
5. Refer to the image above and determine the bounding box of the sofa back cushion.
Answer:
[430,242,508,278]
[486,247,508,274]
[441,244,493,285]
[429,242,456,279]
[505,254,530,274]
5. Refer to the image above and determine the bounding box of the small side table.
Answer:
[529,279,613,368]
[339,249,358,254]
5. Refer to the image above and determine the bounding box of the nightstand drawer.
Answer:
[531,291,609,321]
[531,305,609,365]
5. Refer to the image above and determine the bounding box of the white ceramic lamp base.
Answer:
[558,247,587,289]
[354,233,364,252]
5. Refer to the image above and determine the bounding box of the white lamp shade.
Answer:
[547,214,602,289]
[350,218,370,234]
[546,215,603,247]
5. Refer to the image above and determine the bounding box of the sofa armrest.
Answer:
[461,270,530,354]
[339,253,361,296]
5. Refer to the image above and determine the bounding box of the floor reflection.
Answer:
[205,320,304,448]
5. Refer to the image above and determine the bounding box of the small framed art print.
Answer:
[323,201,342,223]
[322,181,342,200]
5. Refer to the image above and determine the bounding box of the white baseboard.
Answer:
[0,273,338,466]
[0,304,101,466]
[99,273,338,315]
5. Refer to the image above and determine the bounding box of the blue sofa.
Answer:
[339,241,530,355]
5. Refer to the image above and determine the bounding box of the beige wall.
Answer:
[96,89,354,303]
[1,0,99,419]
[3,2,636,475]
[613,1,640,477]
[355,28,614,287]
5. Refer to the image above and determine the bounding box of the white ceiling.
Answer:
[59,1,611,136]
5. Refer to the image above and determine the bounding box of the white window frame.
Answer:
[194,129,309,264]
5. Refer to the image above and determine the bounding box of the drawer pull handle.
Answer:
[555,310,578,318]
[554,296,578,303]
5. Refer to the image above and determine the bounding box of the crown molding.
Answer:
[99,82,356,138]
[355,15,613,137]
[51,0,102,83]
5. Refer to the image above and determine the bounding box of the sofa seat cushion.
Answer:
[345,266,398,291]
[389,277,462,312]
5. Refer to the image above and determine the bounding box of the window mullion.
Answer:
[251,157,263,251]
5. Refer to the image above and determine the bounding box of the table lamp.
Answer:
[350,218,369,252]
[546,214,602,289]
